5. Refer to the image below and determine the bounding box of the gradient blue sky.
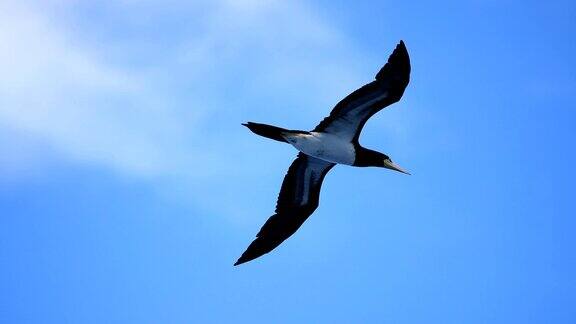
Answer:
[1,0,575,323]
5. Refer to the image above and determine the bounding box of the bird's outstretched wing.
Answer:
[234,153,335,266]
[313,40,411,143]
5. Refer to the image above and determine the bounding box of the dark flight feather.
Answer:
[313,40,410,143]
[234,153,335,266]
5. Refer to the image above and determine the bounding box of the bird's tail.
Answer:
[242,122,291,143]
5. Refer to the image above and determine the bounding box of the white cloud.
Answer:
[0,0,367,184]
[0,0,192,177]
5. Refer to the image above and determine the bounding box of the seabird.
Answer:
[235,40,411,266]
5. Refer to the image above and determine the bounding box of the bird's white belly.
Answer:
[283,132,355,165]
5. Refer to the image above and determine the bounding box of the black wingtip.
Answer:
[233,247,261,267]
[375,39,411,84]
[233,245,256,266]
[234,252,255,266]
[234,233,287,266]
[233,258,246,266]
[397,40,408,54]
[395,39,408,55]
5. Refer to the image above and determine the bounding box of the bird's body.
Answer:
[282,131,356,165]
[235,40,412,266]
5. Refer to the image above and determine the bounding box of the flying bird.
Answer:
[235,40,411,266]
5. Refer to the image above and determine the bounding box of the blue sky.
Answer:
[1,0,575,323]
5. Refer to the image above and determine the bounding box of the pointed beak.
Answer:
[383,158,411,175]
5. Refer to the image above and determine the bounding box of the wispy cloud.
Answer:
[0,1,192,177]
[0,0,366,184]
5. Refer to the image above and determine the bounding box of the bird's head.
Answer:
[355,148,410,174]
